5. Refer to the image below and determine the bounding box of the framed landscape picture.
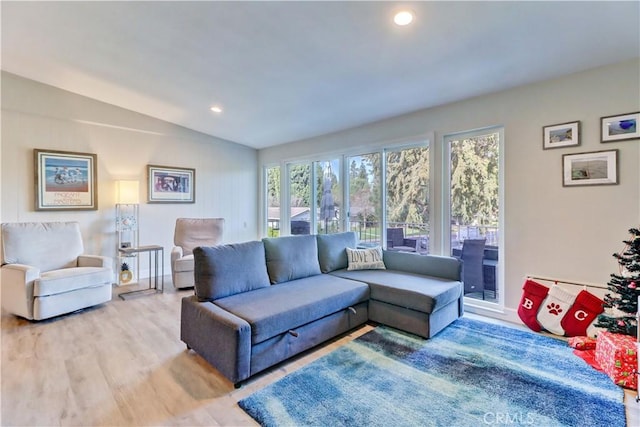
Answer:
[562,149,618,187]
[601,112,639,142]
[147,165,195,203]
[34,149,98,210]
[543,121,580,149]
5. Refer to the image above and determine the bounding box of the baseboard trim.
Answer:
[464,305,521,326]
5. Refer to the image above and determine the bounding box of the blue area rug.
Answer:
[238,317,626,427]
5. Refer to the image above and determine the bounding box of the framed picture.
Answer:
[543,121,580,149]
[601,111,640,142]
[562,149,618,187]
[34,149,98,211]
[147,165,195,203]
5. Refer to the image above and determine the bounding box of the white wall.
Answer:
[3,59,638,320]
[1,72,259,278]
[259,59,640,322]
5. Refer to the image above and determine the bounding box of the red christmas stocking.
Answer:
[517,279,549,332]
[560,290,604,337]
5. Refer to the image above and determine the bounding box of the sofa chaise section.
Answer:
[331,250,463,338]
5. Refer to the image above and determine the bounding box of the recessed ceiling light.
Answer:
[210,105,223,113]
[393,10,414,26]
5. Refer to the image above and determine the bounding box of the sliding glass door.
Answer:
[445,128,502,303]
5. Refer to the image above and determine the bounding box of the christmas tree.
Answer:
[595,227,640,337]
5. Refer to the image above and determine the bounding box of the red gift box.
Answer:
[568,336,597,350]
[595,331,638,390]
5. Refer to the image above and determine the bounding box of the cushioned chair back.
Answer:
[1,221,83,272]
[461,239,486,294]
[387,228,404,246]
[174,218,224,256]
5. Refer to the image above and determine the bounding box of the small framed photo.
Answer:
[543,121,580,149]
[562,150,618,187]
[601,112,639,142]
[34,149,98,210]
[147,165,195,203]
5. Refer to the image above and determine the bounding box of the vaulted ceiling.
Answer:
[2,1,639,149]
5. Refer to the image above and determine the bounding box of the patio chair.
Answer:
[171,218,224,288]
[482,246,498,297]
[386,228,419,252]
[291,220,310,235]
[461,238,486,299]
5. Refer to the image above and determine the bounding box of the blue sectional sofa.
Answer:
[180,232,462,386]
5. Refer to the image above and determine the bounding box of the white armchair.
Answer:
[1,221,113,320]
[171,218,224,288]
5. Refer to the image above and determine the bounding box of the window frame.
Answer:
[442,126,505,310]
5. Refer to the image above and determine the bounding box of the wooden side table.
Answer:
[118,245,164,300]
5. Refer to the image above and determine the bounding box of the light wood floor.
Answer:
[0,280,375,426]
[1,279,638,426]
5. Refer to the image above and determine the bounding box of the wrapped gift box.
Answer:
[568,336,597,350]
[595,331,637,390]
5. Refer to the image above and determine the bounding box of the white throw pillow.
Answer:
[346,246,386,271]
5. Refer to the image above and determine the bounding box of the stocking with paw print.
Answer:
[536,285,577,335]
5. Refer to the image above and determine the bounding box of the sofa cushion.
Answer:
[330,269,462,314]
[173,254,194,272]
[193,241,271,301]
[316,232,357,273]
[263,235,321,284]
[214,274,369,344]
[346,246,386,271]
[34,267,113,296]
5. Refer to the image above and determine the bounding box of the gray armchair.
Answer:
[386,228,419,252]
[171,218,224,288]
[1,221,113,320]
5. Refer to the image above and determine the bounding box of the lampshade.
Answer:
[115,180,140,204]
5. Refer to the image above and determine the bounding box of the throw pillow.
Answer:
[346,246,386,271]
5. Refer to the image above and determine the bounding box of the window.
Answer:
[289,163,311,235]
[316,159,342,234]
[385,146,429,253]
[266,166,280,237]
[445,127,502,305]
[263,130,501,308]
[347,153,381,245]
